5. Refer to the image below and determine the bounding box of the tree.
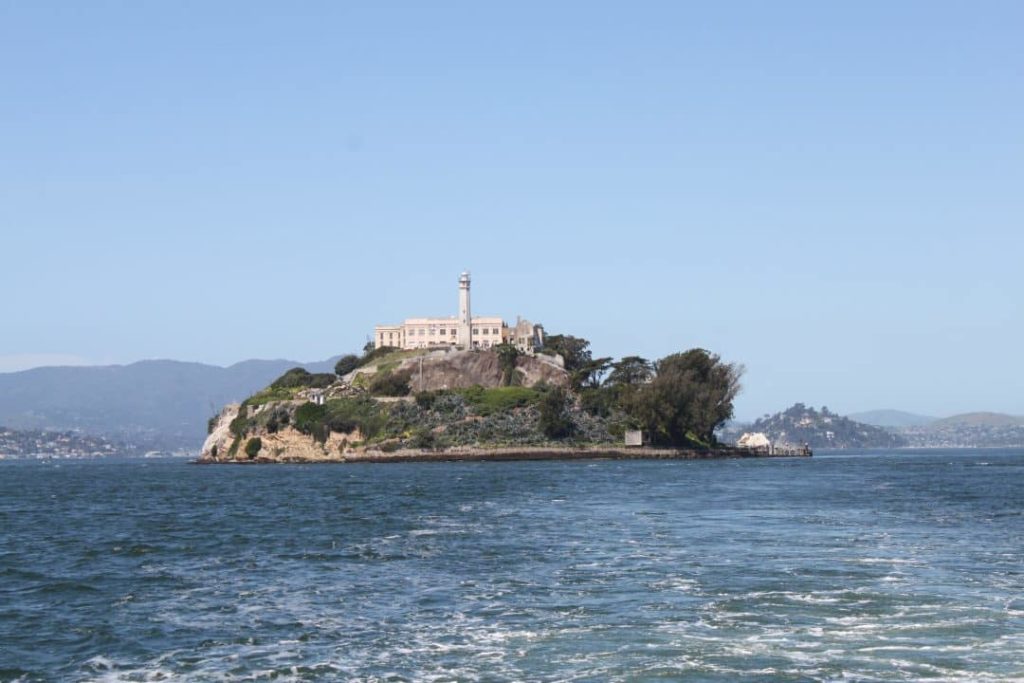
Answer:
[538,387,574,439]
[543,334,609,390]
[334,354,360,377]
[606,356,654,387]
[627,349,743,446]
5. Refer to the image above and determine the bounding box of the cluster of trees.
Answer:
[545,334,742,447]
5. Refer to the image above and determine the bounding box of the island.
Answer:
[199,272,809,464]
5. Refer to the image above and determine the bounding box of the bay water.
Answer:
[1,449,1022,681]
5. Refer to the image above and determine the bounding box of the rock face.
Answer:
[201,402,362,461]
[201,403,239,460]
[391,350,568,392]
[197,348,577,463]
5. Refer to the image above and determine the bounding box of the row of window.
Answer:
[403,327,503,336]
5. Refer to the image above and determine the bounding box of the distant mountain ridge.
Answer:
[846,409,936,428]
[932,412,1024,427]
[0,357,339,451]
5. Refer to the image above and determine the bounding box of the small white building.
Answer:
[624,430,644,447]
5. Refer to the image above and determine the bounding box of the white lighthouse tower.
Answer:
[458,271,472,348]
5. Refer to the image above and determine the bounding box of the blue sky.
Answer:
[1,2,1021,419]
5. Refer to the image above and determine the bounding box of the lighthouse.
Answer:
[458,271,472,348]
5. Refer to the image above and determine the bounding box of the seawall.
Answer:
[196,445,812,464]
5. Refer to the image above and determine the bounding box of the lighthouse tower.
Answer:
[458,271,472,348]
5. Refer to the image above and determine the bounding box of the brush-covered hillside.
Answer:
[200,340,745,463]
[747,403,907,449]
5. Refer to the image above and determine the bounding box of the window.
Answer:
[472,329,478,335]
[418,329,425,336]
[450,329,456,336]
[493,328,499,335]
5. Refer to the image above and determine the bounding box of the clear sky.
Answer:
[1,2,1021,420]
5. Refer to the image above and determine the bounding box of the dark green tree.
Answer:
[628,349,743,446]
[606,356,655,387]
[544,334,610,389]
[538,387,574,439]
[334,354,360,377]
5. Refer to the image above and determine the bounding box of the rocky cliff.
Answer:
[199,348,596,463]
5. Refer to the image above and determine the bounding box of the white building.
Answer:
[373,272,544,352]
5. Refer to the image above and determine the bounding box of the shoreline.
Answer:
[194,445,812,464]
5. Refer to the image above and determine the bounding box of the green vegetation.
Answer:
[270,367,335,390]
[218,332,747,456]
[627,349,742,446]
[368,369,412,396]
[538,386,574,439]
[229,406,250,438]
[244,437,263,459]
[543,334,611,390]
[334,354,361,376]
[458,385,541,416]
[495,343,521,386]
[358,346,399,368]
[292,396,391,442]
[243,385,302,407]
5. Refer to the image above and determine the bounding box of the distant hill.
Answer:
[846,409,937,428]
[0,357,339,452]
[932,412,1024,427]
[896,412,1024,448]
[745,403,907,449]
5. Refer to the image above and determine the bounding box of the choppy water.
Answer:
[1,449,1022,682]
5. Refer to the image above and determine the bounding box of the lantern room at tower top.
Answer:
[373,271,545,353]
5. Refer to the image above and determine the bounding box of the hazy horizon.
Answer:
[3,2,1021,419]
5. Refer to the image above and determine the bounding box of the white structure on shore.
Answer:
[374,271,545,352]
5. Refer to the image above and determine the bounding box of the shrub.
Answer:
[270,367,335,390]
[580,387,614,417]
[460,386,541,416]
[414,391,437,410]
[334,354,360,376]
[496,343,521,386]
[539,387,574,439]
[244,437,262,459]
[265,407,290,434]
[369,369,412,397]
[294,402,328,434]
[411,427,438,450]
[229,406,250,438]
[323,396,388,440]
[359,346,399,368]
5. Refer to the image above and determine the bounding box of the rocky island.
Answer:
[200,344,801,463]
[200,271,805,464]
